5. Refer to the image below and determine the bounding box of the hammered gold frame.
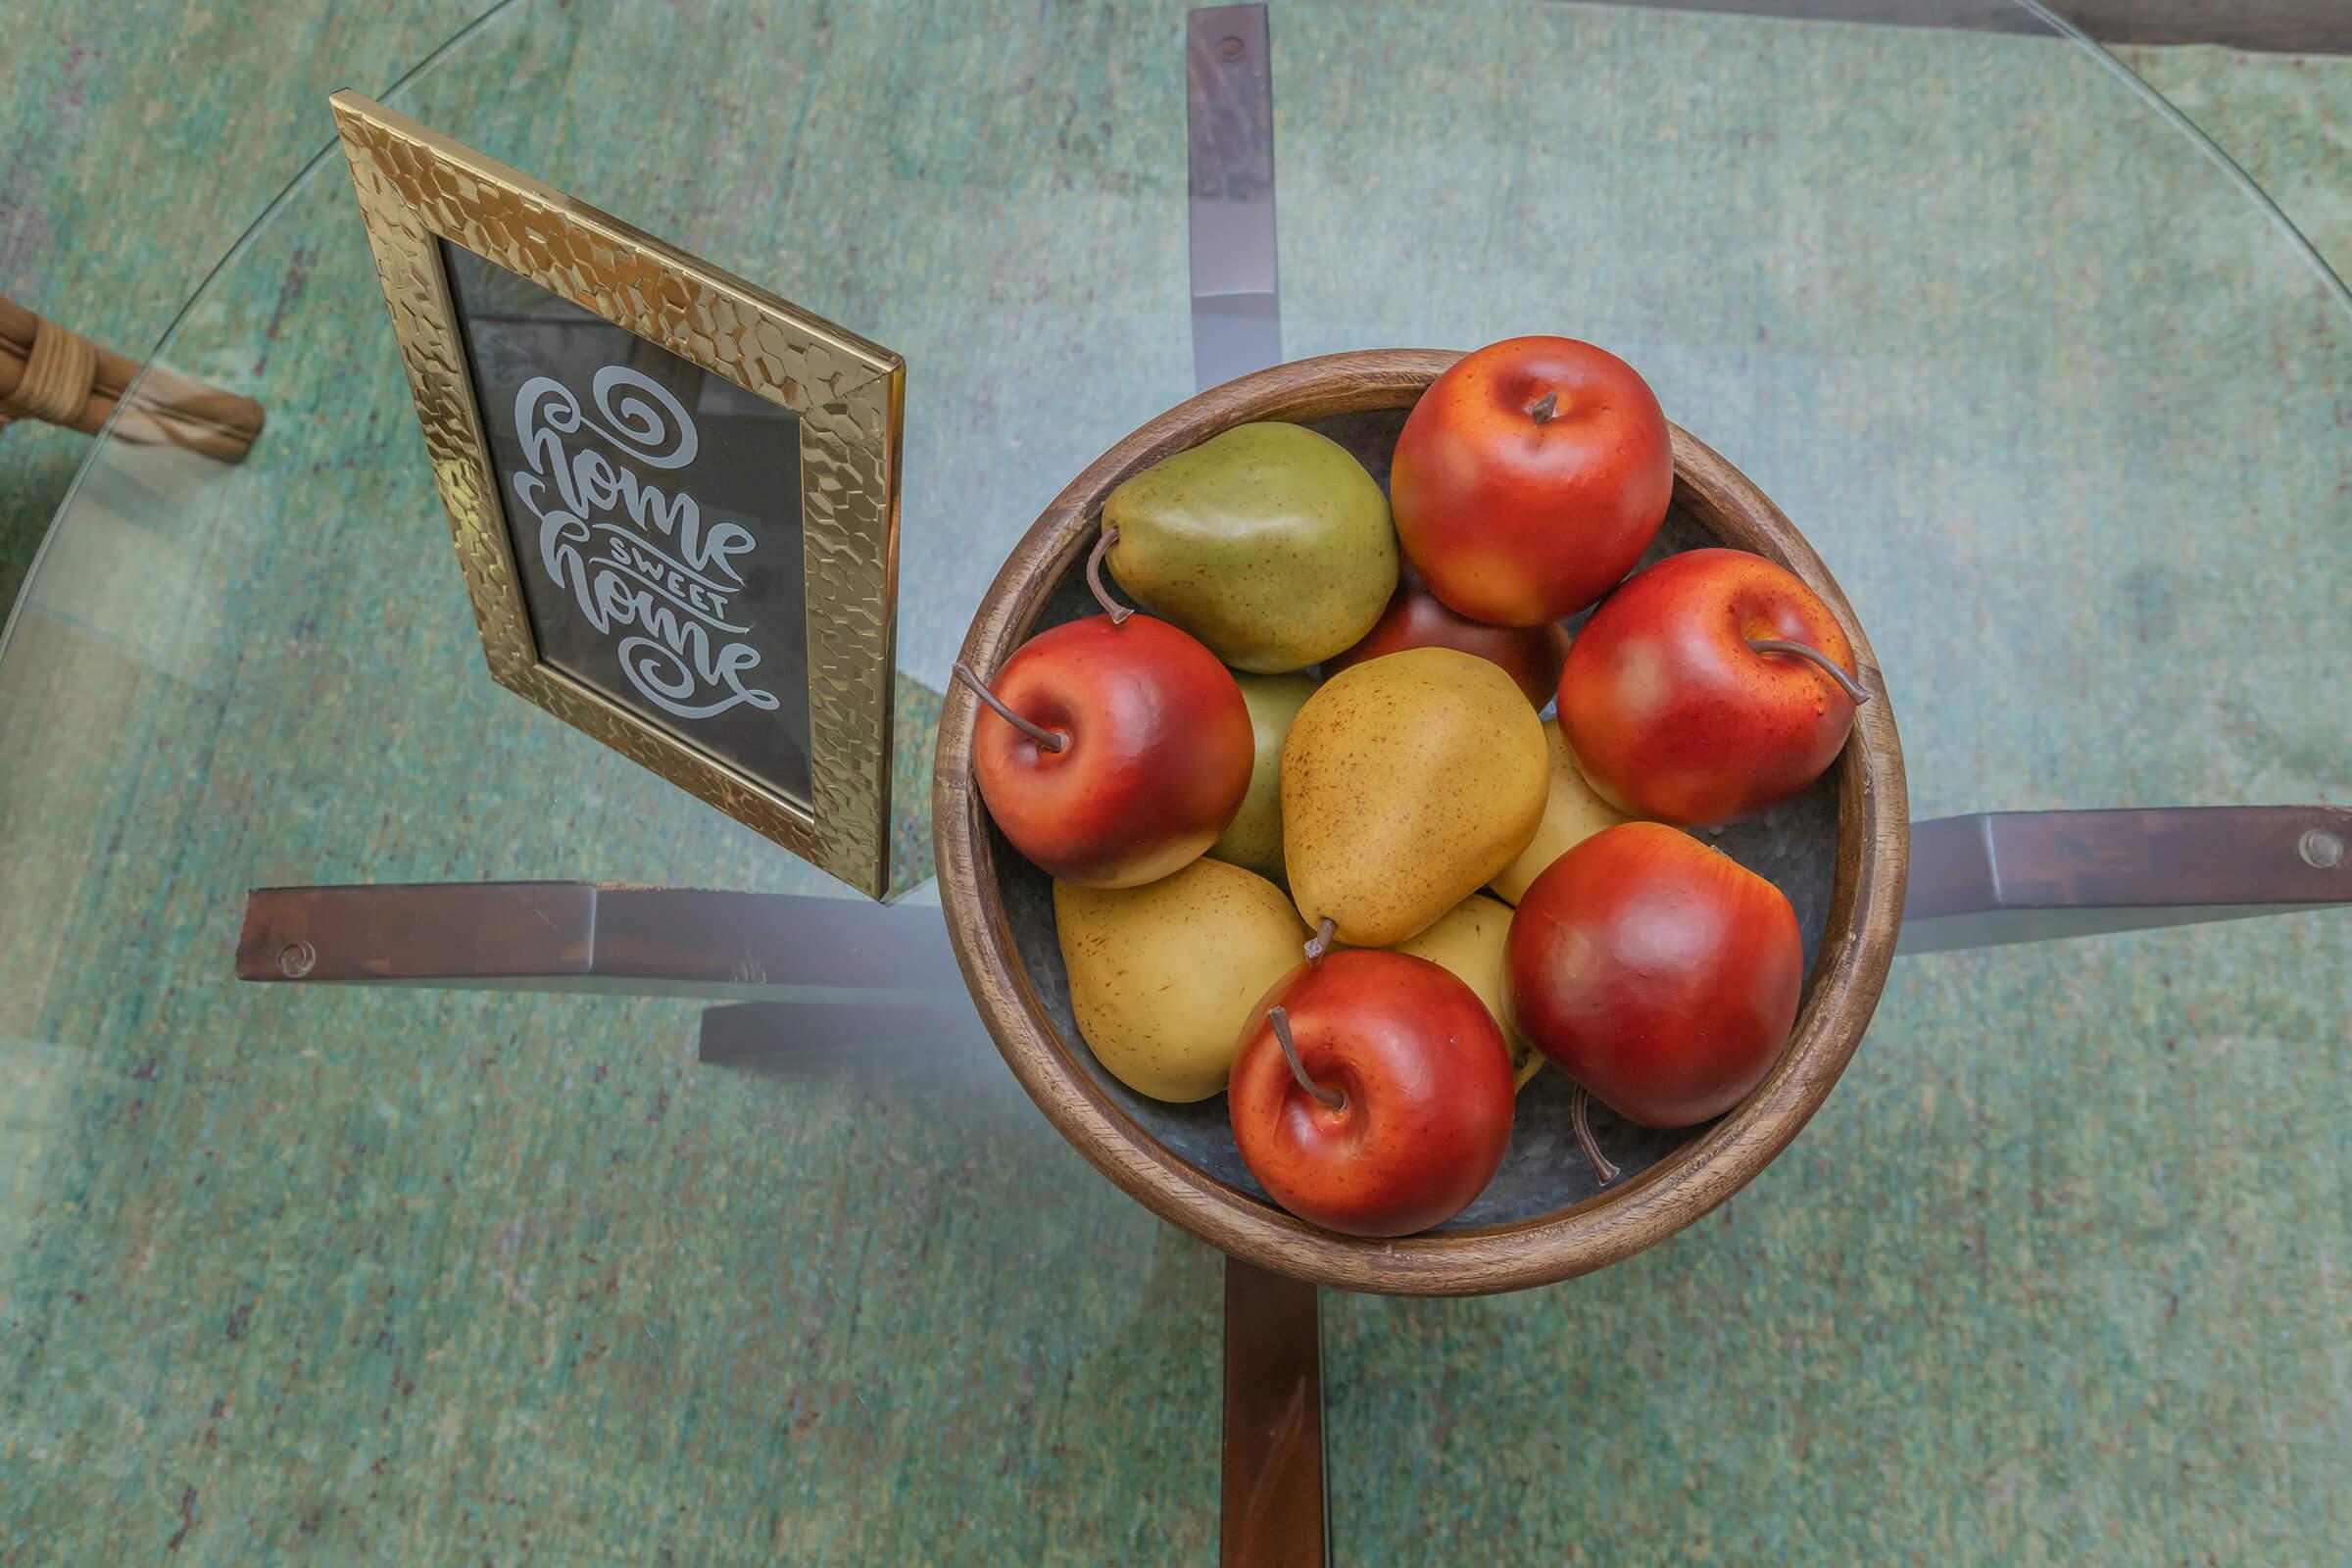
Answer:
[329,92,905,897]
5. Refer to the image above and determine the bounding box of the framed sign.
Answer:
[329,92,905,897]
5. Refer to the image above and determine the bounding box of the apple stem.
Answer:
[1747,638,1870,707]
[951,660,1068,753]
[1267,1005,1346,1111]
[1529,390,1558,425]
[1572,1087,1621,1186]
[1087,526,1135,625]
[1302,917,1337,964]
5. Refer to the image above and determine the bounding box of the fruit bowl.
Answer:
[934,349,1908,1297]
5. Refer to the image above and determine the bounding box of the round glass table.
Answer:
[4,1,2346,1561]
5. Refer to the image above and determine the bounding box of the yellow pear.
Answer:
[1206,671,1318,881]
[1490,719,1632,905]
[1054,858,1308,1102]
[1282,647,1547,947]
[1391,895,1544,1090]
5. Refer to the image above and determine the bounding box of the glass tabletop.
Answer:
[4,1,2347,1560]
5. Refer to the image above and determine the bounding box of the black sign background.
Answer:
[442,240,813,808]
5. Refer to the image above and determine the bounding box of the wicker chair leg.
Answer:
[0,293,263,464]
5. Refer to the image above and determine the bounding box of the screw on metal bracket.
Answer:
[2300,829,2345,871]
[277,940,317,979]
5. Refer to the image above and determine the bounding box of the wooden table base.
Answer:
[1222,1259,1327,1567]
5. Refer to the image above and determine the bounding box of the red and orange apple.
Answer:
[963,614,1252,887]
[1229,950,1515,1237]
[1507,822,1801,1129]
[1561,548,1864,826]
[1322,565,1570,708]
[1391,336,1673,626]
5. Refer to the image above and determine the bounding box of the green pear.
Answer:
[1054,858,1309,1102]
[1283,647,1548,948]
[1391,894,1544,1090]
[1102,421,1397,672]
[1206,671,1318,880]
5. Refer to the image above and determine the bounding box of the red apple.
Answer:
[1321,564,1569,708]
[1391,336,1673,626]
[1560,548,1864,826]
[1228,950,1515,1238]
[964,613,1252,888]
[1506,822,1801,1129]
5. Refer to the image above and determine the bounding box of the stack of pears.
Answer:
[1030,419,1628,1107]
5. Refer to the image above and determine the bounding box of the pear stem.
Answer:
[952,661,1067,753]
[1573,1086,1621,1186]
[1747,638,1870,706]
[1267,1006,1345,1111]
[1087,526,1135,624]
[1303,917,1337,964]
[1529,390,1558,425]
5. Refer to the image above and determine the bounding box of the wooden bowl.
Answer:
[934,349,1908,1297]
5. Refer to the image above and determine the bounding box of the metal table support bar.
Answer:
[235,808,2352,1004]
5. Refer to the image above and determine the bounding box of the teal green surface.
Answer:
[4,3,2349,1564]
[0,0,491,618]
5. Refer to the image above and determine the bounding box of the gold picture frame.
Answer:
[329,91,905,898]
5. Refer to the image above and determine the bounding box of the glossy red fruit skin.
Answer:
[1560,548,1859,826]
[1391,336,1673,627]
[1228,950,1516,1238]
[1321,566,1570,708]
[1506,822,1801,1129]
[970,614,1252,888]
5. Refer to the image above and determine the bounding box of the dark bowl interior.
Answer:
[985,408,1840,1230]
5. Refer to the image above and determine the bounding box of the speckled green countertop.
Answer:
[2,3,2348,1563]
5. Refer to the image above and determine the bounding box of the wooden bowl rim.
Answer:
[934,348,1910,1298]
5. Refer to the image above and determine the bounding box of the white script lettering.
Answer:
[509,366,778,722]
